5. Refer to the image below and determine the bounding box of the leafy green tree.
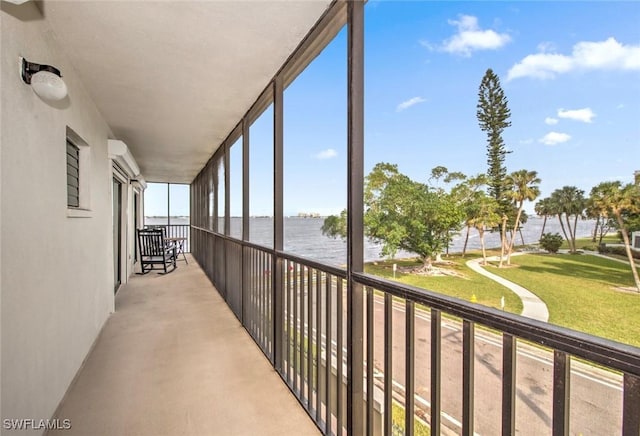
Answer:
[589,181,640,291]
[623,213,640,235]
[428,166,467,256]
[504,170,541,265]
[477,68,512,210]
[429,165,466,186]
[450,173,489,257]
[539,232,564,254]
[548,186,587,253]
[320,209,347,239]
[322,163,465,271]
[365,163,464,269]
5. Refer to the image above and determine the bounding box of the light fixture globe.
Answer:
[30,70,68,101]
[20,57,68,102]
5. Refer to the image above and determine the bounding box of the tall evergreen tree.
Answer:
[477,68,511,210]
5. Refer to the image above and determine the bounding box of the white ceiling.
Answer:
[42,0,332,183]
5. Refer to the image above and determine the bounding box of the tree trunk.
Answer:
[539,215,547,240]
[422,256,433,272]
[615,213,640,292]
[499,215,507,268]
[462,225,471,257]
[592,215,600,243]
[564,214,575,252]
[572,214,579,250]
[507,205,524,265]
[557,214,571,251]
[478,227,487,265]
[598,221,608,245]
[520,228,525,246]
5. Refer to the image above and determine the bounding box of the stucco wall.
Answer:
[0,2,3,428]
[1,3,114,434]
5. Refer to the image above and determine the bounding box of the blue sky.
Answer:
[147,1,640,218]
[359,1,639,213]
[145,183,190,217]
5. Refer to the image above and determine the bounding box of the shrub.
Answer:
[539,232,564,253]
[598,244,640,260]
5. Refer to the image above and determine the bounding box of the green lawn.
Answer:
[365,254,523,314]
[560,235,621,251]
[486,253,640,347]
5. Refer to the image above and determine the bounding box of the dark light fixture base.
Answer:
[21,58,63,85]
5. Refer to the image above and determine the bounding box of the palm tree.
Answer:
[585,195,613,244]
[504,169,541,265]
[469,194,501,265]
[548,186,586,253]
[590,181,640,292]
[561,186,586,252]
[534,197,552,239]
[452,174,488,257]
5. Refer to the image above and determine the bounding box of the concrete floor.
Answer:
[49,256,319,436]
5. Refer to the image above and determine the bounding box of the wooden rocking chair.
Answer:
[137,228,177,274]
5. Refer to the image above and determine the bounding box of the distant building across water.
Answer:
[297,212,321,218]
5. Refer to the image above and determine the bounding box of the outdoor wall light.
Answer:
[20,57,68,101]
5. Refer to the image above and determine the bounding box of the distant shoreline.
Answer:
[144,216,600,265]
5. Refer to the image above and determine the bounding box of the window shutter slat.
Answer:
[67,141,80,207]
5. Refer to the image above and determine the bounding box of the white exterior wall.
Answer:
[0,3,3,427]
[1,4,115,434]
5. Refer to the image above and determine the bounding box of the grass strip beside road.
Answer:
[485,253,640,347]
[392,401,430,436]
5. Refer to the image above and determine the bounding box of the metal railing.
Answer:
[190,225,640,435]
[145,224,191,252]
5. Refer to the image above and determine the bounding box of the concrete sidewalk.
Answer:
[49,255,319,436]
[466,255,550,322]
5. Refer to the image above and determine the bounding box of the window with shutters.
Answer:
[67,140,80,207]
[66,127,92,217]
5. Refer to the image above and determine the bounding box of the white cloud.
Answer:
[396,96,426,112]
[508,53,574,80]
[537,41,557,53]
[617,103,625,109]
[508,37,640,80]
[545,117,559,125]
[426,15,510,57]
[539,132,571,145]
[313,149,337,160]
[557,107,596,123]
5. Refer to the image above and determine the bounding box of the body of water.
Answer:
[146,216,599,267]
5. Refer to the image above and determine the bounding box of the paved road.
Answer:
[369,298,623,435]
[279,270,624,435]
